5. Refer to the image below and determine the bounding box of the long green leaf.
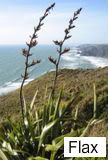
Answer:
[37,118,59,153]
[53,90,62,120]
[28,156,48,160]
[45,131,79,160]
[30,90,38,112]
[0,149,8,160]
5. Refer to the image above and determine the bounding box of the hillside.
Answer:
[78,44,108,58]
[0,67,108,140]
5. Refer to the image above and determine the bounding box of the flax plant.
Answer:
[48,8,82,97]
[20,3,55,121]
[0,5,105,160]
[1,4,103,160]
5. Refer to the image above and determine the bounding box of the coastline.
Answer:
[0,44,108,95]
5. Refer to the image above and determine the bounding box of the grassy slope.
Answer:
[0,67,108,139]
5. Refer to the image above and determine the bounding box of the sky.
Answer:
[0,0,107,45]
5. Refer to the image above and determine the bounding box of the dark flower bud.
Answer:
[65,35,72,40]
[48,56,57,65]
[32,60,37,65]
[46,7,51,13]
[74,8,82,17]
[32,59,40,65]
[69,25,75,29]
[22,48,28,57]
[28,59,41,67]
[31,40,38,47]
[37,25,41,31]
[69,19,73,25]
[76,8,82,15]
[64,29,69,34]
[51,3,55,9]
[53,40,62,46]
[36,60,41,64]
[46,3,55,12]
[33,34,37,39]
[73,17,78,21]
[32,59,41,65]
[61,48,70,55]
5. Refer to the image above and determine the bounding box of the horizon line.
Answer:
[0,43,108,46]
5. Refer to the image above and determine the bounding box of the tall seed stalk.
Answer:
[48,8,82,97]
[20,3,55,121]
[93,83,97,118]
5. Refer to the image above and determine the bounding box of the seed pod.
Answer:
[65,35,72,40]
[22,48,28,57]
[61,48,70,55]
[48,56,57,65]
[53,40,62,46]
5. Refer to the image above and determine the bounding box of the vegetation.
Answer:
[0,2,108,160]
[20,3,55,121]
[0,68,108,159]
[0,68,108,129]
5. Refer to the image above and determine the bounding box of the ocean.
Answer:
[0,45,108,95]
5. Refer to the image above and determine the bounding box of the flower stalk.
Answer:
[20,3,55,121]
[48,8,82,97]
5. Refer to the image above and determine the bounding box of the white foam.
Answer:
[62,47,81,61]
[62,47,108,68]
[62,63,79,69]
[62,55,77,61]
[0,47,108,96]
[0,79,33,96]
[82,56,108,68]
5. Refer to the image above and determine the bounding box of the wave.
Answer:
[0,78,33,96]
[82,56,108,68]
[62,55,77,62]
[61,48,108,68]
[0,70,49,96]
[0,46,108,96]
[62,48,80,62]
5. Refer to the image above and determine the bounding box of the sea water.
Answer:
[0,45,108,95]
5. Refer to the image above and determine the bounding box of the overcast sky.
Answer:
[0,0,107,44]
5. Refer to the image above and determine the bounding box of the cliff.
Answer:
[78,44,108,58]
